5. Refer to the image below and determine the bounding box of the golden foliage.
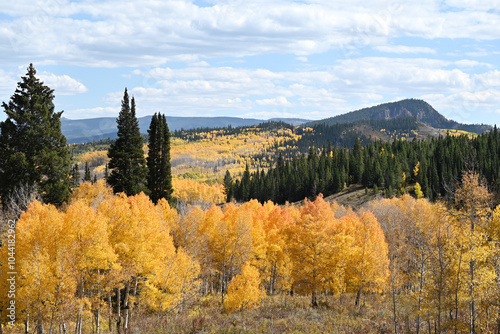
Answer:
[172,179,225,206]
[75,150,109,167]
[224,263,265,313]
[171,126,303,182]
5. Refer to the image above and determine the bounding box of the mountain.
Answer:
[62,99,491,144]
[305,99,492,134]
[62,116,310,144]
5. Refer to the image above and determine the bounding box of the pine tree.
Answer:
[83,162,92,182]
[146,113,173,204]
[223,170,233,202]
[0,64,71,205]
[107,89,147,195]
[70,163,80,188]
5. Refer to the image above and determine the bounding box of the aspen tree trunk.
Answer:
[37,313,44,334]
[416,253,425,334]
[311,290,318,308]
[454,248,463,334]
[116,288,122,334]
[108,292,113,333]
[25,313,29,334]
[95,268,101,334]
[470,212,476,334]
[123,282,131,332]
[391,269,398,334]
[75,312,82,334]
[355,286,363,310]
[470,259,476,334]
[355,243,367,312]
[49,306,57,334]
[95,308,100,334]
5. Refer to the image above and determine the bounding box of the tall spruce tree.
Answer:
[70,163,80,188]
[223,170,233,202]
[107,88,148,195]
[0,64,71,205]
[146,113,173,204]
[83,162,91,182]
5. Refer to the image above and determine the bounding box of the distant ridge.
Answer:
[305,99,491,134]
[62,116,310,143]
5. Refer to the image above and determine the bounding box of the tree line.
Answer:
[0,65,174,212]
[228,127,500,204]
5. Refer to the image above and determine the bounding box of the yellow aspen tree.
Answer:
[3,200,75,333]
[238,200,267,270]
[140,247,200,313]
[418,201,459,333]
[198,205,225,295]
[366,195,422,332]
[67,180,114,209]
[260,202,294,294]
[488,205,500,332]
[173,205,205,253]
[156,198,180,235]
[286,195,353,307]
[224,263,265,313]
[98,192,177,332]
[204,203,253,304]
[450,171,496,333]
[172,179,225,206]
[64,199,118,334]
[342,211,389,309]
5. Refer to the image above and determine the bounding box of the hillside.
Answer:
[306,99,491,134]
[62,99,491,144]
[62,116,310,143]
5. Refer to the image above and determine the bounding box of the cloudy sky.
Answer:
[1,0,499,125]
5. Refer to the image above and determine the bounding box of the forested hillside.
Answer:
[305,99,491,134]
[229,126,500,204]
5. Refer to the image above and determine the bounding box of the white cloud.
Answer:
[475,70,500,87]
[334,57,474,93]
[240,111,295,119]
[256,96,293,107]
[64,106,118,119]
[38,72,88,95]
[0,0,498,67]
[454,59,492,68]
[111,59,500,123]
[375,45,436,54]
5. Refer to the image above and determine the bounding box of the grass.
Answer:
[1,293,416,333]
[122,294,393,334]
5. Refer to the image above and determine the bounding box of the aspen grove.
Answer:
[2,170,500,333]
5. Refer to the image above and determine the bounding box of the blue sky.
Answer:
[1,0,499,126]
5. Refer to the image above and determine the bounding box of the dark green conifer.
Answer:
[70,163,80,188]
[107,89,148,195]
[83,162,92,182]
[223,170,233,202]
[146,113,173,204]
[0,64,71,205]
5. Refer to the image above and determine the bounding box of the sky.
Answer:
[1,0,500,126]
